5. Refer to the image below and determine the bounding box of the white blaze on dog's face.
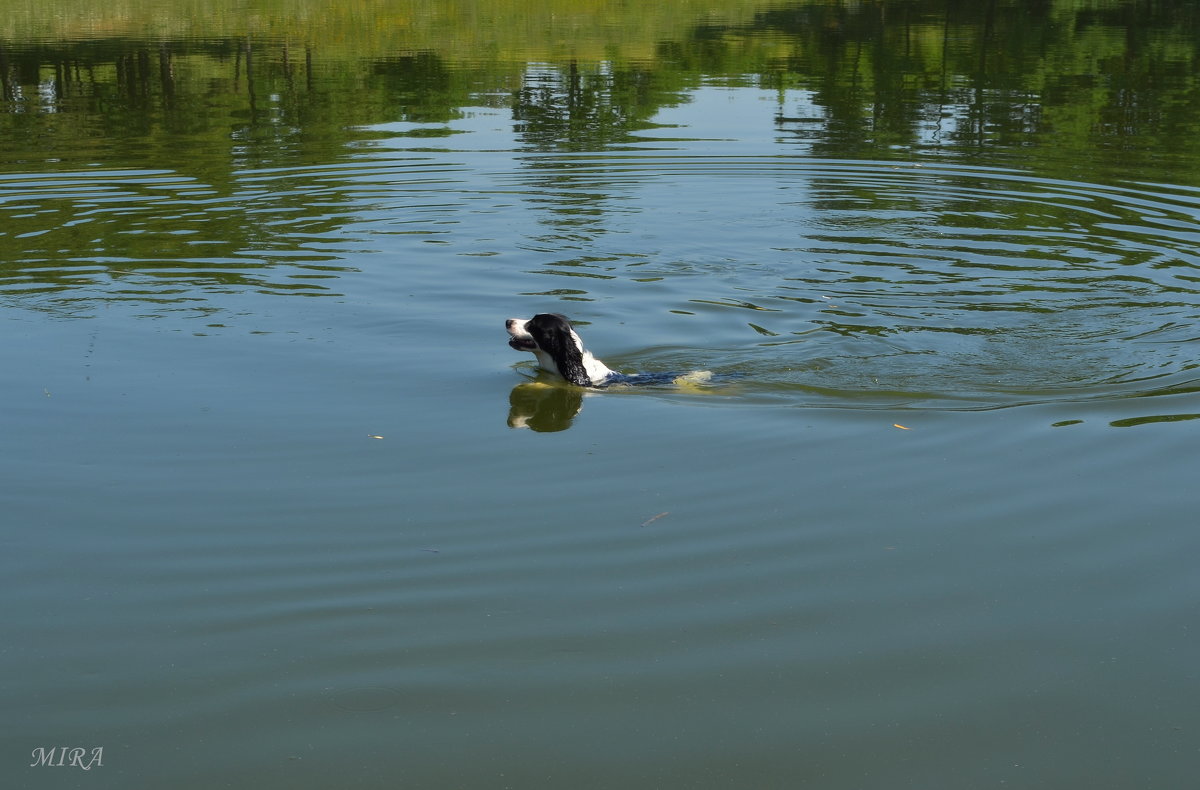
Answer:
[505,313,611,386]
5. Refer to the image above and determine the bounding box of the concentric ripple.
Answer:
[503,155,1200,409]
[4,149,1199,411]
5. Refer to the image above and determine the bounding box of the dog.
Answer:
[506,313,615,386]
[505,313,713,388]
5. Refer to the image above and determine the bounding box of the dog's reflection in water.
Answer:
[507,372,727,431]
[507,380,585,432]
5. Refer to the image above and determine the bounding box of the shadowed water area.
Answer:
[3,1,1200,787]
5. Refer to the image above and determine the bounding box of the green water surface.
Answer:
[3,2,1200,788]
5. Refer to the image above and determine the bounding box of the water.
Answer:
[4,2,1200,787]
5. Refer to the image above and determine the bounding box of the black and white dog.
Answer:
[506,313,712,388]
[506,313,615,386]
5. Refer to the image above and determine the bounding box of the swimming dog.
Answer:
[506,313,614,386]
[505,313,712,388]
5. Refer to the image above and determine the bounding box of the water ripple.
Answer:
[0,167,358,316]
[505,156,1200,409]
[5,155,1199,410]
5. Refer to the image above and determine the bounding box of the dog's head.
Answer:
[505,313,592,386]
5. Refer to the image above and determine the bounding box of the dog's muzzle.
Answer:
[506,317,538,351]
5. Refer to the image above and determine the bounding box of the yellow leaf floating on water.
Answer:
[368,435,384,439]
[893,424,911,430]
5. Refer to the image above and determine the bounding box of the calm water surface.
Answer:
[3,1,1200,787]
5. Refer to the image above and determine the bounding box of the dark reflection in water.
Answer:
[507,381,585,432]
[1110,412,1200,428]
[3,2,1199,168]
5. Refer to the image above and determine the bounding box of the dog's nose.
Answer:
[506,318,517,329]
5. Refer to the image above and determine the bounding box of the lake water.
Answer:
[4,1,1200,787]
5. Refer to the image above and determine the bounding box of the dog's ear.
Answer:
[543,330,591,386]
[557,356,592,387]
[527,316,592,386]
